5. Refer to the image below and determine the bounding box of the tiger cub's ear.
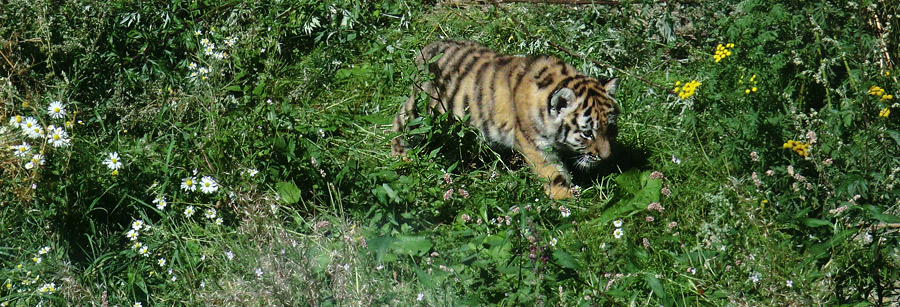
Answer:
[549,87,577,117]
[603,78,619,95]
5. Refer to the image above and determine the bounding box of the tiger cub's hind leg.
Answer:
[391,81,435,157]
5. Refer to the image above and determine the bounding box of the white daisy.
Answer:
[181,177,197,192]
[39,246,51,255]
[103,152,123,170]
[46,125,71,148]
[25,125,44,139]
[47,100,66,119]
[138,245,149,257]
[126,229,139,241]
[158,258,166,267]
[132,242,143,250]
[153,195,167,210]
[25,161,35,169]
[184,205,195,217]
[199,176,219,194]
[12,142,30,157]
[613,228,624,239]
[131,219,144,231]
[613,219,623,228]
[22,117,38,131]
[204,208,216,219]
[9,115,24,127]
[247,168,259,177]
[215,217,223,225]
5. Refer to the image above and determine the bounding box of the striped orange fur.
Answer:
[392,40,620,199]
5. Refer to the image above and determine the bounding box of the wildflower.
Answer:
[39,246,50,255]
[782,140,810,157]
[443,172,452,184]
[153,195,167,210]
[417,293,424,301]
[550,237,558,247]
[181,176,197,192]
[188,62,197,70]
[880,108,891,118]
[868,85,886,96]
[225,250,234,261]
[9,115,24,127]
[613,219,623,228]
[613,228,624,239]
[881,94,893,101]
[138,245,149,257]
[688,267,696,275]
[47,101,66,119]
[205,208,216,219]
[660,186,671,197]
[806,131,817,144]
[460,213,471,223]
[134,302,142,307]
[749,274,759,283]
[21,116,39,132]
[38,282,56,294]
[649,171,664,179]
[457,188,469,199]
[786,280,793,288]
[126,229,139,241]
[559,206,571,218]
[822,158,833,166]
[752,172,762,188]
[46,125,71,147]
[247,168,259,177]
[12,142,30,157]
[667,221,678,229]
[194,29,202,36]
[33,256,41,263]
[24,124,44,139]
[131,220,144,231]
[570,185,581,198]
[199,176,219,194]
[103,152,123,170]
[158,258,166,267]
[133,242,143,250]
[645,216,655,222]
[713,43,735,63]
[443,188,453,200]
[215,217,223,225]
[671,155,682,164]
[184,205,195,217]
[674,80,701,99]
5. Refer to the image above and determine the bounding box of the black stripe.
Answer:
[536,75,554,89]
[445,54,485,116]
[552,175,568,187]
[560,64,569,76]
[535,66,549,80]
[481,61,499,133]
[512,57,538,94]
[495,56,512,67]
[473,60,492,131]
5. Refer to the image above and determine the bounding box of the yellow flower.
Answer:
[881,108,891,118]
[676,80,701,99]
[745,89,751,94]
[714,43,736,63]
[752,87,757,92]
[869,85,885,96]
[881,94,893,101]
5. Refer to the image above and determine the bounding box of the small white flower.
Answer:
[131,219,144,231]
[205,208,216,219]
[25,161,35,169]
[103,152,124,170]
[558,206,571,218]
[749,274,759,283]
[33,256,42,263]
[613,219,623,228]
[47,101,66,119]
[9,115,24,127]
[126,229,139,241]
[39,246,50,255]
[417,292,424,301]
[181,177,197,192]
[46,125,70,148]
[38,282,55,294]
[188,62,197,70]
[225,250,234,261]
[170,274,177,282]
[550,237,558,247]
[247,168,259,177]
[30,154,45,166]
[199,176,219,194]
[153,195,167,210]
[158,258,166,267]
[786,280,793,288]
[12,142,30,157]
[613,228,624,239]
[184,205,195,217]
[138,246,149,257]
[255,267,263,277]
[215,217,223,225]
[22,117,38,130]
[194,29,202,36]
[133,242,143,250]
[134,302,142,307]
[671,155,682,164]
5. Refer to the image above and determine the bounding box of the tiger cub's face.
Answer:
[548,78,620,168]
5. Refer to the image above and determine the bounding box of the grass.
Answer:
[2,0,899,305]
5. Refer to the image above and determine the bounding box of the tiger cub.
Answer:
[391,40,620,199]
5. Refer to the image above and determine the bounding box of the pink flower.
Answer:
[647,202,664,212]
[645,216,655,222]
[457,188,469,199]
[750,151,759,162]
[443,188,453,200]
[650,171,664,179]
[660,187,671,197]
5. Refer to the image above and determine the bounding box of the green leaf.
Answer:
[391,235,432,256]
[276,181,301,204]
[799,218,833,228]
[552,250,582,270]
[644,273,671,307]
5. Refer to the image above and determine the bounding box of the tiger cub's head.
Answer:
[548,77,620,168]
